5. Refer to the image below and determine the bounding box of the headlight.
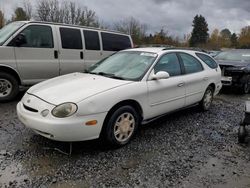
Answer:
[52,103,78,118]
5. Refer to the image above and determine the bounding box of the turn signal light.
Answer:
[85,120,98,126]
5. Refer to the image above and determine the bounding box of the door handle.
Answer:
[54,50,58,59]
[178,82,184,87]
[80,52,84,59]
[203,77,209,81]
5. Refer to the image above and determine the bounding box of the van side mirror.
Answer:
[15,33,27,47]
[151,71,170,80]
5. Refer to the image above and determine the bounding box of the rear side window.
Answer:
[83,30,100,50]
[17,25,53,48]
[196,53,218,69]
[101,32,131,51]
[60,27,82,49]
[179,53,203,74]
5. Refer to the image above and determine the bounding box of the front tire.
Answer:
[241,82,249,94]
[103,106,139,147]
[0,72,19,102]
[199,86,214,111]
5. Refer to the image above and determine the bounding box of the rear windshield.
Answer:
[0,22,25,45]
[215,50,250,62]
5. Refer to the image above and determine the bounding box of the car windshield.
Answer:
[215,50,250,62]
[88,51,157,81]
[0,22,25,45]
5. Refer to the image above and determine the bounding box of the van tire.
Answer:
[0,72,19,102]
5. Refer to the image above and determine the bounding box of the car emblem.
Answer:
[27,99,31,103]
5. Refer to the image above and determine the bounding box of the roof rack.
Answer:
[162,47,208,53]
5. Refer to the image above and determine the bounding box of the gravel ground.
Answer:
[1,91,250,188]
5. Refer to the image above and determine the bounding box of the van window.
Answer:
[83,30,100,50]
[101,32,131,51]
[60,27,82,49]
[16,25,53,48]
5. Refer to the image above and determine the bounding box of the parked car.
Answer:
[215,49,250,93]
[0,21,133,101]
[208,50,221,57]
[17,48,222,147]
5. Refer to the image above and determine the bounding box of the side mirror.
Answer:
[15,33,27,47]
[151,71,170,80]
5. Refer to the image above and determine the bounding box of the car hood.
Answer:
[28,73,133,105]
[216,60,250,67]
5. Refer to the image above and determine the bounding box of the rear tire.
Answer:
[238,125,247,143]
[102,105,139,147]
[0,72,19,102]
[199,86,214,111]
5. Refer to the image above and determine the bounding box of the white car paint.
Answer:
[17,48,222,142]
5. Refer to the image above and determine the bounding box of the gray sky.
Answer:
[1,0,250,38]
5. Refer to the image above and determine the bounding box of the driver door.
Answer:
[147,53,185,118]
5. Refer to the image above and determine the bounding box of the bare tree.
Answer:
[23,0,32,20]
[114,17,147,44]
[35,0,99,27]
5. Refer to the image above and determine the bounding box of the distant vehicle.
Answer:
[215,49,250,94]
[208,50,221,57]
[0,21,133,101]
[17,47,222,147]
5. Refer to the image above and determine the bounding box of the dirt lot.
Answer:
[1,91,250,188]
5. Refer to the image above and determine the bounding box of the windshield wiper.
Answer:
[90,72,125,80]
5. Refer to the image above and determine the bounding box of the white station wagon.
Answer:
[17,47,222,147]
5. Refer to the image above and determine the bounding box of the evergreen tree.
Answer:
[230,33,238,48]
[0,10,5,28]
[189,15,209,47]
[12,7,29,21]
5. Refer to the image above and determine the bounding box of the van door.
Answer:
[58,27,85,75]
[12,24,59,85]
[82,30,102,69]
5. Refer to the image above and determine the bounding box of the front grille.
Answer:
[23,104,38,113]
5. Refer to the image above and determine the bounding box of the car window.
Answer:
[17,25,53,48]
[196,53,218,69]
[179,53,203,74]
[60,27,82,49]
[154,53,181,76]
[83,30,100,50]
[101,32,131,51]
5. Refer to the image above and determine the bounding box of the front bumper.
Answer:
[16,94,107,142]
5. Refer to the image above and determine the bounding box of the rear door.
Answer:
[57,27,84,75]
[12,24,59,84]
[178,52,208,106]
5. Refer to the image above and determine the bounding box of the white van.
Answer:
[0,21,133,101]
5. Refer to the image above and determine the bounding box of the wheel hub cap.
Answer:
[0,79,12,97]
[114,112,135,142]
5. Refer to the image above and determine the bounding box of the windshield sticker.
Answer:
[242,54,250,57]
[140,52,157,57]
